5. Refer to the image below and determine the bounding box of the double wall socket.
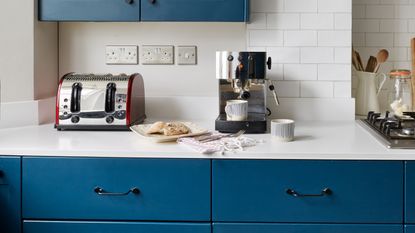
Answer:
[106,46,138,65]
[142,45,174,65]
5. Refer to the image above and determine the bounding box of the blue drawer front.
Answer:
[406,162,415,223]
[39,0,140,21]
[141,0,248,22]
[213,160,403,223]
[214,223,403,233]
[0,157,21,233]
[24,221,211,233]
[406,225,415,233]
[23,157,210,221]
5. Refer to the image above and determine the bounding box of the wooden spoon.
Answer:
[374,49,389,73]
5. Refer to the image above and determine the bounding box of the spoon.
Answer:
[374,49,389,73]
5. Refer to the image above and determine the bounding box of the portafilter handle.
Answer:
[268,80,280,107]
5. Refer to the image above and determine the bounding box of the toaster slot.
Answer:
[105,83,116,113]
[70,83,82,113]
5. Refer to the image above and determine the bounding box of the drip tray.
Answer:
[215,114,267,134]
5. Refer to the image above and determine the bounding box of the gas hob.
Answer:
[358,111,415,149]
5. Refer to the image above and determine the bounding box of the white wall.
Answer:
[247,0,353,100]
[59,23,246,97]
[353,0,415,112]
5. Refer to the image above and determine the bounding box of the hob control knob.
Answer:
[241,91,251,100]
[71,116,80,124]
[106,116,114,124]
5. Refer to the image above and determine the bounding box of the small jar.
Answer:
[388,69,412,116]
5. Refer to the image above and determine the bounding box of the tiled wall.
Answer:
[247,0,352,100]
[353,0,415,111]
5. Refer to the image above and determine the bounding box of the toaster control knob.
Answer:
[64,98,68,102]
[106,116,114,124]
[71,116,80,124]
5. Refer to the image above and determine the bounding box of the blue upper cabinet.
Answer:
[0,157,21,233]
[38,0,141,21]
[38,0,249,21]
[141,0,249,22]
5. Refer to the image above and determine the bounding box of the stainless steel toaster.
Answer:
[55,73,146,130]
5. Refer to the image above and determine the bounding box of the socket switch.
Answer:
[177,46,197,65]
[106,46,138,65]
[142,45,174,65]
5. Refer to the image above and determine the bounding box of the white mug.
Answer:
[225,100,248,121]
[271,119,295,142]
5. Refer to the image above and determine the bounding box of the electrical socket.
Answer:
[177,46,197,65]
[106,46,138,65]
[141,45,174,65]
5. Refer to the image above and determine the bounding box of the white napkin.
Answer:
[177,134,262,155]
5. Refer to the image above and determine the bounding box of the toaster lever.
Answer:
[105,83,117,113]
[71,83,82,113]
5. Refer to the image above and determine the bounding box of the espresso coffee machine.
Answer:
[215,51,279,133]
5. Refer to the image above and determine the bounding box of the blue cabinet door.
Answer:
[406,162,415,223]
[39,0,140,21]
[406,225,415,233]
[213,160,403,223]
[213,223,403,233]
[141,0,249,22]
[24,221,211,233]
[0,157,21,233]
[23,157,211,221]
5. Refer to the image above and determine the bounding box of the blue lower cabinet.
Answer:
[406,162,415,223]
[38,0,140,21]
[23,157,211,221]
[406,225,415,233]
[213,160,403,223]
[0,157,21,233]
[24,221,211,233]
[213,223,403,233]
[141,0,249,22]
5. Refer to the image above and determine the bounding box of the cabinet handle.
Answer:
[94,186,140,196]
[286,188,332,197]
[0,170,3,177]
[149,0,156,4]
[125,0,134,4]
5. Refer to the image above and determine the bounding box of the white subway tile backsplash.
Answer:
[284,0,318,12]
[335,14,352,30]
[284,64,318,81]
[334,82,352,98]
[380,20,408,32]
[352,19,380,32]
[247,13,267,30]
[285,31,317,47]
[275,81,300,97]
[249,30,284,47]
[268,64,284,80]
[267,47,300,63]
[318,31,352,47]
[318,0,352,13]
[366,5,394,19]
[301,81,334,98]
[301,14,334,30]
[353,4,366,19]
[267,14,300,29]
[251,0,284,13]
[393,33,413,46]
[335,47,352,63]
[318,64,352,81]
[301,47,334,63]
[395,5,415,18]
[352,33,366,46]
[365,33,394,46]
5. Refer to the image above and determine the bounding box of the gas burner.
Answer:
[358,111,415,149]
[402,128,415,136]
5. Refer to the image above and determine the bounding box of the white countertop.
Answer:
[0,121,415,160]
